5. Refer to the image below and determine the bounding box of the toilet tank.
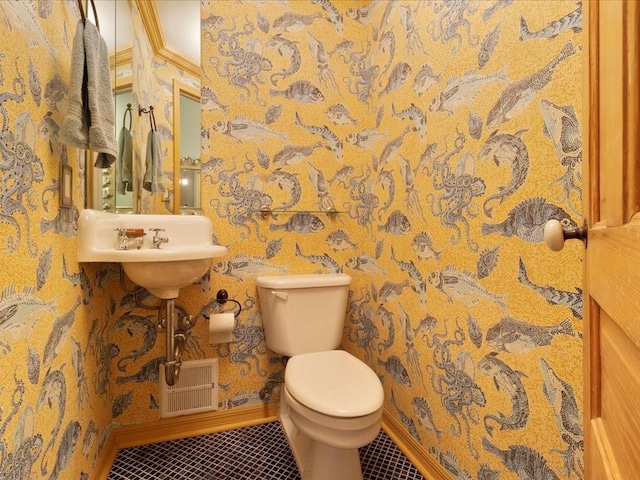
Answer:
[256,274,352,357]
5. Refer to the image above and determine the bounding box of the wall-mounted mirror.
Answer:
[174,80,201,214]
[89,0,201,214]
[112,87,134,212]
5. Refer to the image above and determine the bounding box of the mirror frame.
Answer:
[172,79,201,214]
[114,76,135,212]
[87,1,202,214]
[85,76,133,212]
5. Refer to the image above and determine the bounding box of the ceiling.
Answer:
[155,1,200,64]
[94,0,200,67]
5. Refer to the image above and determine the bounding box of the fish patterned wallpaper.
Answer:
[0,0,117,478]
[195,0,584,479]
[0,0,584,479]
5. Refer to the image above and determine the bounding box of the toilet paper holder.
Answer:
[206,289,242,319]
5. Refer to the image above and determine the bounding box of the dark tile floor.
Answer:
[108,421,425,480]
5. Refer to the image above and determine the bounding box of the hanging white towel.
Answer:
[142,130,166,194]
[59,20,117,167]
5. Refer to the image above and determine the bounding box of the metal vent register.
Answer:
[160,358,219,418]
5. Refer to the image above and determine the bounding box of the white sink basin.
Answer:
[120,258,213,300]
[78,209,227,298]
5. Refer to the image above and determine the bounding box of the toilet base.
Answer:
[280,394,365,480]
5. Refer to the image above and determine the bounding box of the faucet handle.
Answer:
[149,228,169,248]
[150,228,166,237]
[114,228,145,250]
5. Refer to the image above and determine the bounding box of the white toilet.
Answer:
[256,273,384,480]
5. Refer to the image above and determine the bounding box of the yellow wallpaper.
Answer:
[0,1,115,478]
[197,1,584,478]
[0,1,584,479]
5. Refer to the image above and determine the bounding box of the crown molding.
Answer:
[133,0,200,79]
[110,46,132,72]
[134,0,164,51]
[159,45,201,79]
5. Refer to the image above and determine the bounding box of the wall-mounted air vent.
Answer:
[159,358,218,418]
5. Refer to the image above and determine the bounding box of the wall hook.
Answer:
[138,105,154,116]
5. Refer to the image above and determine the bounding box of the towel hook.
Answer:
[123,103,132,131]
[149,106,157,132]
[137,105,157,132]
[138,105,153,116]
[77,0,100,31]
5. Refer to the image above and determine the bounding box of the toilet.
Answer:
[256,273,384,480]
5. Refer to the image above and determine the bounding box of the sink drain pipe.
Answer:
[160,298,182,386]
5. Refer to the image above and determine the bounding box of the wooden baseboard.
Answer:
[381,410,452,480]
[90,431,119,480]
[92,404,449,480]
[114,402,279,449]
[91,403,279,479]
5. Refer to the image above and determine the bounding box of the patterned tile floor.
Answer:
[108,421,425,480]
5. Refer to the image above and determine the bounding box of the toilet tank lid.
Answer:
[256,273,352,289]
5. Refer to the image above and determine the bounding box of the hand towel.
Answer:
[84,20,117,167]
[59,20,89,150]
[116,125,133,194]
[142,130,166,194]
[59,20,117,167]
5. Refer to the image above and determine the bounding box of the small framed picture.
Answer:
[60,164,73,207]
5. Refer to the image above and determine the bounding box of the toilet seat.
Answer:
[285,350,384,418]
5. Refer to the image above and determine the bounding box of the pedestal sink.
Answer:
[78,209,227,299]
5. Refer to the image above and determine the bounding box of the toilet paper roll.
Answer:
[209,312,234,344]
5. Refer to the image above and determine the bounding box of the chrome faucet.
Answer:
[115,228,145,250]
[150,228,169,249]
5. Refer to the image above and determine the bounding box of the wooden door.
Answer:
[584,1,640,477]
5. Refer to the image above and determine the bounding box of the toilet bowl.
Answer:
[281,350,384,480]
[255,274,384,480]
